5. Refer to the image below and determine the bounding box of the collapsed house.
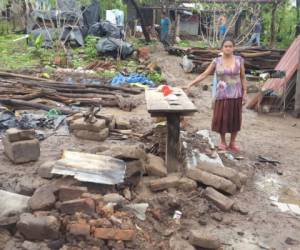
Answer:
[247,35,300,112]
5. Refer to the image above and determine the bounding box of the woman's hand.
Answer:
[242,90,248,105]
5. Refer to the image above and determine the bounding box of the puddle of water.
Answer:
[255,174,300,216]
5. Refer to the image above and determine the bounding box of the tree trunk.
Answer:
[295,47,300,117]
[129,0,151,43]
[270,2,278,48]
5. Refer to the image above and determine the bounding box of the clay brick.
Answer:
[68,223,90,237]
[5,128,35,142]
[187,168,237,195]
[94,228,134,241]
[59,198,95,215]
[58,186,88,202]
[73,128,109,141]
[146,154,167,177]
[3,137,40,164]
[70,118,106,132]
[204,187,234,211]
[149,175,180,191]
[189,229,221,249]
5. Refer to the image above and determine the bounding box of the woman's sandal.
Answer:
[229,143,240,153]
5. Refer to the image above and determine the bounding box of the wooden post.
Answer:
[295,47,300,117]
[175,12,180,41]
[166,114,180,173]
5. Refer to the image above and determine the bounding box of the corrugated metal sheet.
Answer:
[262,35,300,93]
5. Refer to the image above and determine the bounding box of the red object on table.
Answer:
[162,85,172,96]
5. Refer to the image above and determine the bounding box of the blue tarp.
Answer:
[111,73,155,87]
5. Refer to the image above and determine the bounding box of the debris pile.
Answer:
[169,47,285,72]
[0,128,250,249]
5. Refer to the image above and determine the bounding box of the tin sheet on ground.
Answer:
[52,150,126,185]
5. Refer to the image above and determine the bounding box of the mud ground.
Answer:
[0,44,300,250]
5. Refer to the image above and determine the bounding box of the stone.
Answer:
[239,172,248,185]
[38,161,56,179]
[94,228,134,241]
[123,188,132,200]
[169,235,196,250]
[58,186,88,202]
[125,160,145,177]
[68,223,91,237]
[232,202,249,215]
[146,154,167,177]
[101,144,147,162]
[189,229,221,249]
[204,187,234,211]
[187,168,237,195]
[96,113,116,130]
[0,229,11,248]
[21,241,50,250]
[15,176,48,196]
[69,118,106,132]
[28,185,56,211]
[3,137,40,164]
[0,190,30,218]
[115,117,131,129]
[73,128,109,141]
[17,213,60,240]
[149,175,180,191]
[59,198,95,215]
[196,164,242,188]
[5,128,36,142]
[103,193,126,204]
[178,177,197,191]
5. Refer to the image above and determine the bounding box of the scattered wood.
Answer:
[0,71,143,112]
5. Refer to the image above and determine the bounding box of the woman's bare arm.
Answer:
[186,62,215,89]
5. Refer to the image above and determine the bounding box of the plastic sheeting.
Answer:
[89,21,123,39]
[111,73,154,87]
[82,0,100,28]
[96,37,134,59]
[106,9,124,26]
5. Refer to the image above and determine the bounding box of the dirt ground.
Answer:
[0,44,300,250]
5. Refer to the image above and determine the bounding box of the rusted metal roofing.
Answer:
[262,35,300,94]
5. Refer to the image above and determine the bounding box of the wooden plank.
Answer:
[166,114,180,173]
[145,87,197,114]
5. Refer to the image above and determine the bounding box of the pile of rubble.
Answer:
[0,124,250,250]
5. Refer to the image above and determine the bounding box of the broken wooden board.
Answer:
[51,151,126,185]
[145,88,197,117]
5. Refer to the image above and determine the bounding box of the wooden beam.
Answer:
[166,114,180,173]
[295,47,300,117]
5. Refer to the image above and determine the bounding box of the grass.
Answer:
[0,34,40,70]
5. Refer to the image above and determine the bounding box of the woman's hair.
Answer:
[221,37,235,48]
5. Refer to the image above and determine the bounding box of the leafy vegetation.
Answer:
[262,1,297,48]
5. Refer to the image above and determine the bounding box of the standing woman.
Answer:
[185,38,247,152]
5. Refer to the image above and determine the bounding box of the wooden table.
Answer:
[145,87,197,172]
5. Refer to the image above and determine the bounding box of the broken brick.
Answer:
[189,229,221,249]
[68,223,91,237]
[28,185,56,211]
[94,228,134,241]
[58,186,88,202]
[59,198,95,215]
[204,187,234,211]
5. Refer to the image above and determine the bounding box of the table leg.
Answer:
[166,114,180,173]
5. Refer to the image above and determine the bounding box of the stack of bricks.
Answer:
[67,113,115,142]
[3,128,40,164]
